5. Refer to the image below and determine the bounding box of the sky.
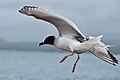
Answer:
[0,0,120,42]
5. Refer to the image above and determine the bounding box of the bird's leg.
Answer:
[72,54,80,73]
[60,51,74,63]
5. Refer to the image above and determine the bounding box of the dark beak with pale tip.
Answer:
[38,42,45,46]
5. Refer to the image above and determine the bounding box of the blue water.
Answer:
[0,51,120,80]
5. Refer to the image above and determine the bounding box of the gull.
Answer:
[19,6,118,73]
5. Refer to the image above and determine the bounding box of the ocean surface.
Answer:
[0,50,120,80]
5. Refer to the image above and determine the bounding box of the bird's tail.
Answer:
[85,35,105,48]
[88,35,103,43]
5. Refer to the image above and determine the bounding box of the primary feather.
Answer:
[19,6,86,42]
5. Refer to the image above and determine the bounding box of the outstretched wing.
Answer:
[19,6,86,42]
[90,47,118,66]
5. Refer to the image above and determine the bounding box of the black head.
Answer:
[39,36,55,46]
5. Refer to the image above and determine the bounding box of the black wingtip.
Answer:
[23,6,37,9]
[113,63,116,66]
[19,9,22,13]
[107,50,118,64]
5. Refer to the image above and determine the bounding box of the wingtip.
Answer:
[113,63,116,66]
[107,50,118,64]
[19,6,36,15]
[19,9,22,13]
[116,59,118,64]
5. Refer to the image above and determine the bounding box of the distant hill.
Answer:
[0,38,8,43]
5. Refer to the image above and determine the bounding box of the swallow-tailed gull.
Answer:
[19,6,118,73]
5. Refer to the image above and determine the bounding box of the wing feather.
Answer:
[90,47,118,66]
[92,51,116,65]
[19,6,86,42]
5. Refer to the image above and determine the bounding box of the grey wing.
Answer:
[19,6,86,42]
[90,47,118,66]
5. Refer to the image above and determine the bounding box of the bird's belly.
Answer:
[74,49,88,54]
[57,44,71,52]
[54,39,73,52]
[73,44,89,54]
[59,46,87,54]
[55,41,88,53]
[54,37,89,53]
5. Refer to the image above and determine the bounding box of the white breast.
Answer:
[54,37,87,53]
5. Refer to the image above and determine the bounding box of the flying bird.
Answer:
[19,6,118,73]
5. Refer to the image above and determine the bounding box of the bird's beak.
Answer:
[38,42,45,46]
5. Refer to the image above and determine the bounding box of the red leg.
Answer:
[72,54,80,73]
[60,51,74,63]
